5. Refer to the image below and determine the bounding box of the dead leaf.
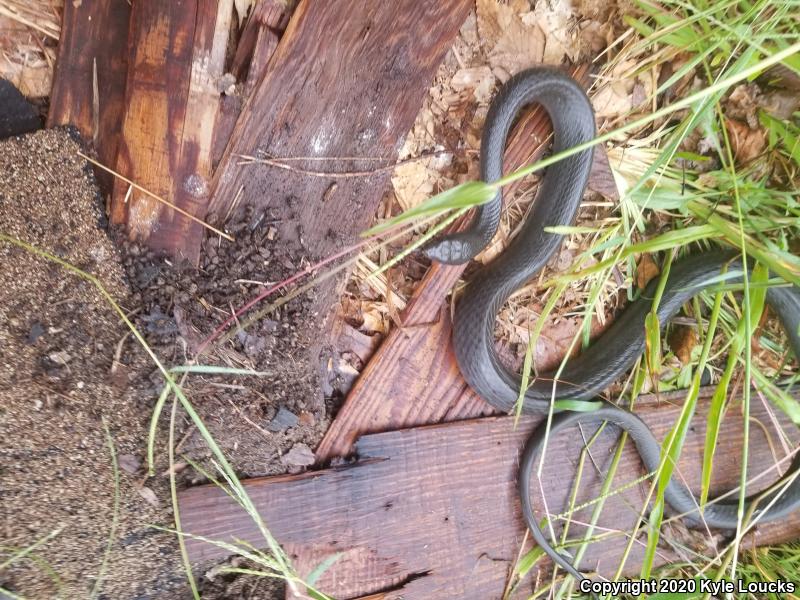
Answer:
[524,0,579,64]
[636,254,660,290]
[725,119,766,164]
[727,83,761,127]
[391,161,434,211]
[592,59,660,120]
[668,326,697,365]
[761,89,800,120]
[361,305,388,335]
[451,66,496,105]
[390,154,453,212]
[580,20,614,55]
[593,79,633,119]
[587,145,620,201]
[477,0,545,81]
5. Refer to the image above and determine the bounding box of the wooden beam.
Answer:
[47,0,131,197]
[180,392,800,598]
[207,0,474,311]
[110,0,233,263]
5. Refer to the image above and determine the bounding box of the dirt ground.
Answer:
[0,129,326,599]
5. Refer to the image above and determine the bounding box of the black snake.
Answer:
[426,67,800,583]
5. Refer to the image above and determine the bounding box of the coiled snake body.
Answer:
[426,67,800,583]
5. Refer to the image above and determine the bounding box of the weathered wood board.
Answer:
[211,0,295,171]
[180,393,800,599]
[109,0,234,263]
[47,0,131,197]
[207,0,474,303]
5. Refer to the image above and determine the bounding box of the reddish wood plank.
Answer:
[180,392,800,599]
[47,0,131,197]
[110,0,233,262]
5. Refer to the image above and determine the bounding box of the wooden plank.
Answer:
[110,0,233,263]
[180,392,800,599]
[207,0,474,307]
[315,65,594,463]
[47,0,131,197]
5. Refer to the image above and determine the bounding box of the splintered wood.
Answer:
[108,1,234,262]
[209,0,474,302]
[47,0,130,195]
[49,0,472,268]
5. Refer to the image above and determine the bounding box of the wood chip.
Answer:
[636,254,660,290]
[281,443,315,468]
[137,485,160,507]
[118,453,142,474]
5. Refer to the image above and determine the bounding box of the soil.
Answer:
[0,129,328,600]
[0,129,183,599]
[119,204,328,481]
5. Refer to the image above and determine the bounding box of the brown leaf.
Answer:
[451,66,496,105]
[761,89,800,120]
[525,0,580,64]
[726,118,766,164]
[636,254,660,290]
[587,144,620,201]
[477,0,545,81]
[668,326,697,365]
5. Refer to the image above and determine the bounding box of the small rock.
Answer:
[137,486,160,507]
[49,350,72,365]
[268,406,299,432]
[118,453,142,474]
[27,321,45,344]
[281,443,315,468]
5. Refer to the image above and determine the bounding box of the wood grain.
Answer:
[211,0,295,171]
[208,0,473,273]
[180,392,800,599]
[110,0,233,262]
[47,0,131,197]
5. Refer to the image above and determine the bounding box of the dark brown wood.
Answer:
[180,393,800,599]
[110,0,233,262]
[47,0,131,197]
[208,0,474,273]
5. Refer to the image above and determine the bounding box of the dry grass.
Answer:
[0,0,62,97]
